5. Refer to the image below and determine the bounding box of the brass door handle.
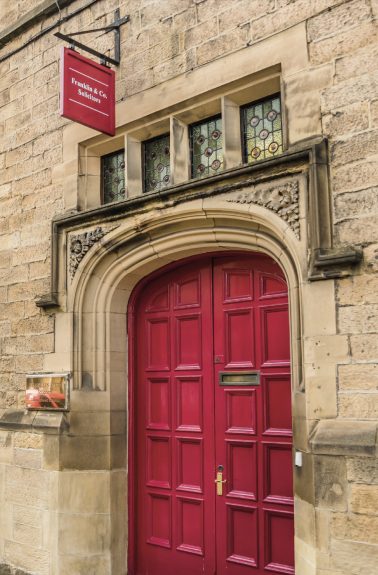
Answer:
[214,470,227,496]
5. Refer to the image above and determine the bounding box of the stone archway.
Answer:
[61,204,305,574]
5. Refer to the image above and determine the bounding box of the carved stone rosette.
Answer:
[227,181,300,239]
[69,227,105,279]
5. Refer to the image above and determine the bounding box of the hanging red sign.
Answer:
[60,47,115,136]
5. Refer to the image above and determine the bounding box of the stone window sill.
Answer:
[0,408,68,434]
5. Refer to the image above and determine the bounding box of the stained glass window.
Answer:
[190,115,223,179]
[241,95,283,163]
[101,150,126,204]
[143,134,171,193]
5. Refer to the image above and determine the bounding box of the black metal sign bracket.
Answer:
[54,9,129,66]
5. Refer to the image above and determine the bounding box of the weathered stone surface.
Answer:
[14,354,44,373]
[311,419,377,456]
[3,333,54,355]
[13,522,42,548]
[58,555,110,575]
[347,457,378,484]
[295,497,315,544]
[322,73,378,114]
[196,26,249,66]
[307,0,371,42]
[335,43,378,81]
[322,102,369,138]
[13,448,43,469]
[371,98,378,128]
[314,455,347,510]
[12,505,43,529]
[5,465,50,509]
[4,541,49,575]
[338,363,378,390]
[294,450,315,505]
[58,513,111,555]
[219,0,275,32]
[58,471,110,513]
[350,484,378,515]
[251,0,341,42]
[0,430,12,464]
[59,435,111,470]
[338,303,378,334]
[309,20,377,65]
[337,274,378,305]
[184,16,218,50]
[330,130,378,168]
[350,333,378,360]
[338,392,378,419]
[331,512,378,544]
[336,215,378,245]
[334,188,378,221]
[330,539,378,574]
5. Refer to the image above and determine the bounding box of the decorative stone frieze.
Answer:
[227,180,300,238]
[69,227,106,279]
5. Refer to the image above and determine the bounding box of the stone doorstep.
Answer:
[310,419,378,457]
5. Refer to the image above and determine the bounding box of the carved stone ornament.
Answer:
[69,227,105,278]
[227,180,300,238]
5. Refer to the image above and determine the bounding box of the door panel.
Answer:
[135,262,215,575]
[133,254,294,575]
[213,255,293,575]
[225,389,257,435]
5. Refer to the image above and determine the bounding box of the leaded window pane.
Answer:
[190,116,223,179]
[143,134,171,193]
[102,150,126,204]
[242,95,283,163]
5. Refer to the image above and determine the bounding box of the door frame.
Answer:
[126,251,294,574]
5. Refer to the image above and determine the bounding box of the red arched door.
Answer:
[131,254,294,575]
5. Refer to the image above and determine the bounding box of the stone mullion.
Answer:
[170,116,190,186]
[126,134,143,198]
[221,96,242,170]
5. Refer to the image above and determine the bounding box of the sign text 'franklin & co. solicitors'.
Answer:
[60,47,115,136]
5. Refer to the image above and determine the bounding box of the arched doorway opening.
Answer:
[128,252,294,575]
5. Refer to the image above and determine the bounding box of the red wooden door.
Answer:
[213,256,294,574]
[132,254,294,575]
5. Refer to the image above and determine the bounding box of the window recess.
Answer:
[189,115,223,180]
[241,94,283,164]
[79,69,283,208]
[143,134,171,193]
[101,149,126,204]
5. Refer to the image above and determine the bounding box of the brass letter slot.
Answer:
[219,371,260,386]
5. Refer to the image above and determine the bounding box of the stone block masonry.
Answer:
[0,1,377,574]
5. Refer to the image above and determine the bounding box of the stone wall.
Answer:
[0,429,52,575]
[0,1,377,574]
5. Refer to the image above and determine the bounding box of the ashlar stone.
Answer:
[338,363,378,391]
[350,484,378,515]
[314,456,347,511]
[347,457,378,484]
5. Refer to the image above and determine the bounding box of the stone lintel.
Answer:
[310,419,377,457]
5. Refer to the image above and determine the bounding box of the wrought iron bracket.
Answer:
[54,9,129,66]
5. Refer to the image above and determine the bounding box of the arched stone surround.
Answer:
[69,202,304,394]
[61,199,308,573]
